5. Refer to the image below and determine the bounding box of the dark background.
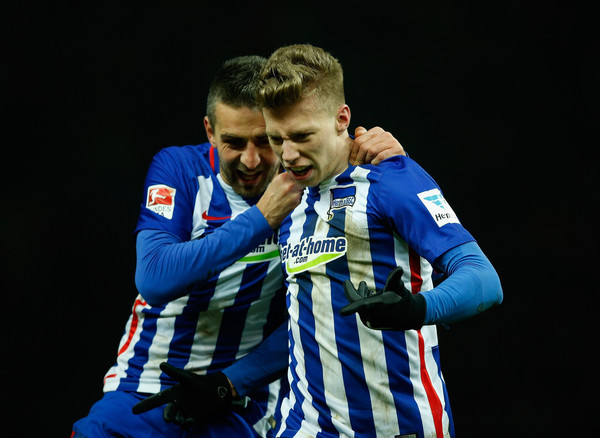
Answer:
[3,1,595,436]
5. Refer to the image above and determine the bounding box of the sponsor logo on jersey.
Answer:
[281,236,347,273]
[239,234,280,264]
[327,185,356,220]
[417,188,460,227]
[146,184,176,219]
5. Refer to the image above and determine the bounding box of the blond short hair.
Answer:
[257,44,345,114]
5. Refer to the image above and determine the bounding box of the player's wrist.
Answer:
[405,292,426,330]
[224,374,238,399]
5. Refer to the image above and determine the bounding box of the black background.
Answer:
[3,1,596,436]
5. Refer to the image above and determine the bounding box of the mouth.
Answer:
[237,170,262,185]
[288,165,313,180]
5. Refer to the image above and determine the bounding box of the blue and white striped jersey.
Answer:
[103,143,286,433]
[275,156,474,438]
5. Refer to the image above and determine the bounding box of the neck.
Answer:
[322,132,351,183]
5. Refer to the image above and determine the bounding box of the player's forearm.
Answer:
[222,321,289,398]
[135,206,274,306]
[422,241,503,325]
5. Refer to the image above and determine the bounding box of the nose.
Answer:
[281,141,300,165]
[240,143,260,170]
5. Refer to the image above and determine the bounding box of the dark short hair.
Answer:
[206,55,267,127]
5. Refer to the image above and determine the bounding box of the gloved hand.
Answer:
[340,267,426,330]
[131,362,233,429]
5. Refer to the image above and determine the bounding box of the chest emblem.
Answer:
[327,185,356,220]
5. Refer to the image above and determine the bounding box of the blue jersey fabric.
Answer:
[275,155,483,438]
[74,143,287,437]
[72,391,262,438]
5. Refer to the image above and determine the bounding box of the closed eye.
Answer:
[290,133,311,142]
[255,135,271,148]
[268,135,283,146]
[221,135,246,149]
[267,132,313,145]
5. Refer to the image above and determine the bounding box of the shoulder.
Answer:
[361,155,437,192]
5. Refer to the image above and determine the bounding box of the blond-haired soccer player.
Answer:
[257,44,503,438]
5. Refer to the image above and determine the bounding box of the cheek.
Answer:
[218,147,240,165]
[267,144,282,162]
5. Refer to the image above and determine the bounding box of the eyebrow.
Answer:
[220,133,243,141]
[220,133,269,145]
[267,129,315,139]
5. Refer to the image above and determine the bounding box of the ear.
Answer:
[204,116,216,146]
[336,104,351,133]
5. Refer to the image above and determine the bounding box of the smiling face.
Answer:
[263,94,351,188]
[205,102,279,198]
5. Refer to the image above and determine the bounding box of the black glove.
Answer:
[340,267,426,330]
[131,362,232,429]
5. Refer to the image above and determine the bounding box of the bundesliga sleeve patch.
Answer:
[146,184,176,219]
[417,188,460,227]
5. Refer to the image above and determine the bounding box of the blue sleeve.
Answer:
[421,241,503,324]
[222,322,289,397]
[135,205,274,306]
[373,157,475,264]
[135,146,201,240]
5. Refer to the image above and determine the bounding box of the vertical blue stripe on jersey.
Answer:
[116,305,161,391]
[263,282,287,337]
[207,262,269,372]
[282,193,310,434]
[381,331,424,435]
[326,195,376,434]
[162,279,217,381]
[284,290,304,433]
[278,215,306,433]
[363,168,397,291]
[433,345,455,437]
[364,169,425,434]
[296,271,335,434]
[297,192,336,435]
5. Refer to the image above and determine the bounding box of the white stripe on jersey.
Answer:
[346,167,399,438]
[394,239,450,437]
[422,328,451,437]
[218,173,254,219]
[405,328,441,437]
[191,175,215,239]
[254,379,282,436]
[208,262,245,311]
[311,260,353,438]
[236,263,283,359]
[192,173,247,239]
[139,296,190,391]
[280,192,324,438]
[103,298,148,391]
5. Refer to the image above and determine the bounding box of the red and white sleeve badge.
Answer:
[146,184,176,219]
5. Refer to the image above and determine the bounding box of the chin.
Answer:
[237,181,266,198]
